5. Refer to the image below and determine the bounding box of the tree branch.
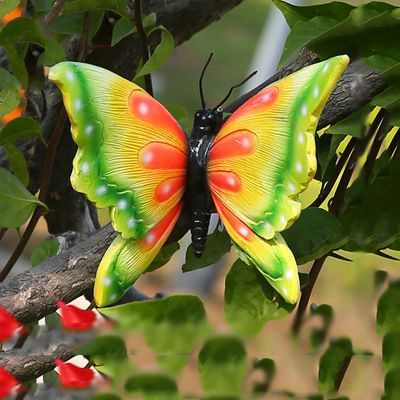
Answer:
[0,329,93,382]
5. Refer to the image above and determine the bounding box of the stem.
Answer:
[312,138,356,208]
[0,111,67,282]
[335,354,352,391]
[43,0,67,29]
[292,109,385,335]
[0,12,92,283]
[133,0,154,96]
[364,111,388,182]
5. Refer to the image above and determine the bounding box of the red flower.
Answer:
[57,301,97,332]
[0,307,24,343]
[55,359,95,389]
[0,367,24,398]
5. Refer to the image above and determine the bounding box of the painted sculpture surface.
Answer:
[49,55,349,307]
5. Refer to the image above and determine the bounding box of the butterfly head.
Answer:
[193,107,223,137]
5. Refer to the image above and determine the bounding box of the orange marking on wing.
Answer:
[214,198,255,241]
[140,203,182,251]
[209,130,258,161]
[1,106,23,124]
[209,171,241,193]
[154,176,185,202]
[2,7,23,24]
[228,86,279,121]
[139,142,187,170]
[129,90,186,142]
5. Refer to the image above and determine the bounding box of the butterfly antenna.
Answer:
[214,70,258,110]
[199,53,214,110]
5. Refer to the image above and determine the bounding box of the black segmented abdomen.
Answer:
[191,210,211,258]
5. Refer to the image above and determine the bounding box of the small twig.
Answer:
[43,0,67,30]
[292,110,385,335]
[13,329,31,350]
[330,252,352,262]
[132,0,154,95]
[387,127,400,158]
[364,110,388,182]
[312,138,356,208]
[0,110,67,282]
[15,392,27,400]
[335,354,352,391]
[375,250,399,261]
[0,10,92,283]
[0,228,6,241]
[77,12,91,62]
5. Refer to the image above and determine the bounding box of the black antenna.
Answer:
[199,53,214,110]
[214,70,258,111]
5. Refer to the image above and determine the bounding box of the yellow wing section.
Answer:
[49,62,188,239]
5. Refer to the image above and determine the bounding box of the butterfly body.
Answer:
[187,108,223,257]
[48,55,349,307]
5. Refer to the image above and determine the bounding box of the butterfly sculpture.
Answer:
[49,54,349,307]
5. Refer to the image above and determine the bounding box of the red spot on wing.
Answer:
[154,176,185,203]
[214,198,254,241]
[209,130,258,161]
[140,203,182,251]
[225,86,279,123]
[129,90,186,143]
[139,142,187,170]
[209,171,241,193]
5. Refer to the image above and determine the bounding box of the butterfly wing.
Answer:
[49,62,187,306]
[208,56,349,303]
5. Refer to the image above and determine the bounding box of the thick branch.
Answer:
[0,329,92,381]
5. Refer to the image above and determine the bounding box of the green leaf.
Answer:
[374,270,389,292]
[252,358,276,394]
[147,242,180,272]
[183,228,231,273]
[377,281,400,336]
[91,394,122,400]
[224,260,293,338]
[340,158,400,252]
[111,16,136,46]
[125,373,179,400]
[0,0,20,19]
[0,117,42,144]
[327,105,372,138]
[273,0,353,29]
[4,143,29,186]
[0,17,64,66]
[100,295,209,373]
[77,335,128,365]
[318,338,353,394]
[384,368,400,399]
[30,238,59,267]
[165,104,191,132]
[0,167,45,228]
[383,331,400,373]
[62,0,128,16]
[135,26,174,79]
[310,304,334,352]
[283,208,347,264]
[372,85,400,109]
[4,44,28,85]
[199,336,247,397]
[49,10,105,39]
[0,67,21,118]
[43,370,58,386]
[44,312,60,329]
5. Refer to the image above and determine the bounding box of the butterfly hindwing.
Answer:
[49,62,187,306]
[208,56,349,303]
